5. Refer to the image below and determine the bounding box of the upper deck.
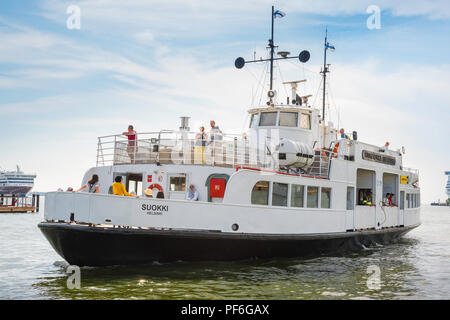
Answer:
[95,130,335,178]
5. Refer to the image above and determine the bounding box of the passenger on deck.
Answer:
[194,126,208,164]
[112,176,134,197]
[186,184,199,201]
[209,120,223,165]
[339,128,349,139]
[76,174,100,194]
[144,188,153,198]
[123,125,138,163]
[389,193,396,207]
[383,141,390,151]
[383,193,390,206]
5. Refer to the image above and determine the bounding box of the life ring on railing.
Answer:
[148,184,163,192]
[333,142,340,155]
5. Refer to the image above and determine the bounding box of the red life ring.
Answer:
[148,184,163,192]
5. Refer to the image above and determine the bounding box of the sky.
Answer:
[0,0,449,202]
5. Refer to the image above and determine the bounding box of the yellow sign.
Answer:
[400,176,408,184]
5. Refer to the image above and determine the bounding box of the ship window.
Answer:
[259,112,277,126]
[321,187,331,208]
[272,182,288,207]
[291,184,305,208]
[300,113,311,129]
[279,112,298,127]
[249,114,259,128]
[169,176,186,192]
[307,186,319,208]
[251,181,269,205]
[406,193,410,208]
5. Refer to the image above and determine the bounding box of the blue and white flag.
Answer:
[273,10,286,18]
[326,42,335,52]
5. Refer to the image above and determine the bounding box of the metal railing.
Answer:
[96,131,334,178]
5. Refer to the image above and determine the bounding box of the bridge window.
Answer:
[272,182,288,206]
[279,112,298,127]
[249,114,259,128]
[300,113,311,129]
[259,112,277,126]
[321,187,331,208]
[307,186,319,208]
[251,181,269,205]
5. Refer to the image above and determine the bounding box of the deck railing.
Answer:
[96,131,339,178]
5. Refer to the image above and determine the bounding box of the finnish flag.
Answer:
[326,42,335,52]
[273,10,286,18]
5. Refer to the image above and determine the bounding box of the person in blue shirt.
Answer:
[339,128,350,139]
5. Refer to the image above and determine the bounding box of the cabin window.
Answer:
[321,187,332,208]
[251,181,269,205]
[272,182,288,207]
[259,112,277,126]
[279,112,298,127]
[291,184,305,208]
[249,114,259,128]
[307,186,319,208]
[169,176,186,192]
[406,193,410,208]
[300,113,311,129]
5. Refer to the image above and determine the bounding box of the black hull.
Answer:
[38,222,419,266]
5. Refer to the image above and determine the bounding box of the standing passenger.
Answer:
[194,126,208,164]
[123,125,138,163]
[76,174,100,194]
[209,120,223,165]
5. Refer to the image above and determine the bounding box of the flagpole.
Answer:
[269,5,274,92]
[322,28,328,123]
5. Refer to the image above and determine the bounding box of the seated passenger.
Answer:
[156,191,165,199]
[112,176,134,197]
[186,184,199,201]
[144,188,153,198]
[383,193,390,206]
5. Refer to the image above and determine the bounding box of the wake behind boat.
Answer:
[39,7,420,266]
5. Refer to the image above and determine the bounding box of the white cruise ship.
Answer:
[446,172,450,199]
[0,166,36,195]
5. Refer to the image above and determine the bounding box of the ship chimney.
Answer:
[180,116,190,131]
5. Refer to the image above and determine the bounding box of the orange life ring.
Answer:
[148,183,163,192]
[333,142,340,154]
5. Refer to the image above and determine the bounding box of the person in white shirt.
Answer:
[186,184,199,201]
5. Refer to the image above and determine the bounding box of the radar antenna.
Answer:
[234,6,311,104]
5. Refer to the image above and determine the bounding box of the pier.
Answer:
[0,194,40,213]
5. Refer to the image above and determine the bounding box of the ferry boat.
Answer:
[39,7,421,266]
[0,165,36,195]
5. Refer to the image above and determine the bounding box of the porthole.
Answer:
[232,223,239,231]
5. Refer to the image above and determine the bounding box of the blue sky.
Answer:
[0,0,449,202]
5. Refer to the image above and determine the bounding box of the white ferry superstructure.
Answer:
[39,7,421,266]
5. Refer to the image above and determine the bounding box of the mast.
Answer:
[321,28,329,123]
[234,7,311,105]
[269,5,275,91]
